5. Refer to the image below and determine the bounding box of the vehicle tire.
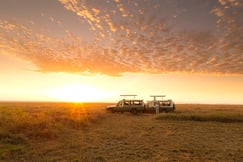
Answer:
[111,109,115,113]
[172,104,176,111]
[131,109,137,114]
[107,108,112,113]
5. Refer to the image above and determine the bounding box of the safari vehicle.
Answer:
[106,95,175,114]
[145,95,176,113]
[106,95,145,114]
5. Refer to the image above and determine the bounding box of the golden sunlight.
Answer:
[47,84,109,102]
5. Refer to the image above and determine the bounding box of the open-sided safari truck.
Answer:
[106,95,175,114]
[106,95,145,114]
[145,95,176,113]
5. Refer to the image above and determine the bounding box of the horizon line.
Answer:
[0,100,242,106]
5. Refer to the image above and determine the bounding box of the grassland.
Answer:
[0,102,242,162]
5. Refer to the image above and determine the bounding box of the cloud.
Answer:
[0,0,242,76]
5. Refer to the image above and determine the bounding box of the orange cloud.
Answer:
[0,0,243,76]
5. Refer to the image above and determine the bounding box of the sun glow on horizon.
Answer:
[47,84,110,102]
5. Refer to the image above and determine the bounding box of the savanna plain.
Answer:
[0,102,242,162]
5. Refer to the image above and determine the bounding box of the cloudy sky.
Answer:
[0,0,243,104]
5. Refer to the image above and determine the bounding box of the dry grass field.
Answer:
[0,102,242,162]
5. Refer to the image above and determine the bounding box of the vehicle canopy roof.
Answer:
[149,95,166,101]
[119,95,143,101]
[121,99,144,101]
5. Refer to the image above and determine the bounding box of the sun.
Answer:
[47,84,108,102]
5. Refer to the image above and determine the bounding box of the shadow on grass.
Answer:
[156,113,243,123]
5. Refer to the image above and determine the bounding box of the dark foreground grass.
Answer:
[156,112,243,123]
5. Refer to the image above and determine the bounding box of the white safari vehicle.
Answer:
[106,95,145,114]
[145,95,176,113]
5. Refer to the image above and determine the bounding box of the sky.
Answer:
[0,0,243,104]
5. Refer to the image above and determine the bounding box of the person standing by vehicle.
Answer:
[155,103,159,115]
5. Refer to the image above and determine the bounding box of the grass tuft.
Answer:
[0,130,27,145]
